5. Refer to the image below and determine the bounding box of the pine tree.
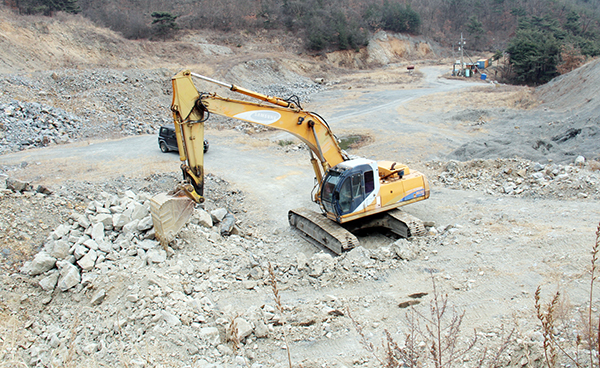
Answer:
[15,0,80,15]
[151,12,178,40]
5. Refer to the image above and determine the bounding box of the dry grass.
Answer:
[350,274,515,367]
[535,221,600,367]
[268,262,292,368]
[588,160,600,172]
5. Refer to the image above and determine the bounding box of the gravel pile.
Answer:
[0,69,174,154]
[429,157,600,200]
[0,101,84,154]
[0,66,325,155]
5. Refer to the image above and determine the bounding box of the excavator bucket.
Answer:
[150,193,195,247]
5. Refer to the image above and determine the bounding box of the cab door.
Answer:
[337,173,364,215]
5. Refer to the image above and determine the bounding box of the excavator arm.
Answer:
[170,70,347,201]
[151,70,348,245]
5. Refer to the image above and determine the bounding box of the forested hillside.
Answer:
[4,0,600,85]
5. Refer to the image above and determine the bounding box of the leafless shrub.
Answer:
[589,160,600,172]
[350,274,514,367]
[0,303,28,368]
[536,221,600,367]
[268,262,292,368]
[227,313,241,353]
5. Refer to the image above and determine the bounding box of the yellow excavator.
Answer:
[150,70,430,254]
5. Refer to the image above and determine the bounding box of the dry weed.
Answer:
[588,160,600,172]
[350,274,514,367]
[227,313,241,353]
[536,221,600,367]
[268,262,292,368]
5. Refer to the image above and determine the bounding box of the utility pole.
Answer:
[459,33,465,77]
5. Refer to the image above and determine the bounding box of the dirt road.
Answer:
[0,66,485,227]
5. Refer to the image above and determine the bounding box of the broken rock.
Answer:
[6,177,29,192]
[57,262,81,291]
[39,270,59,291]
[27,252,57,276]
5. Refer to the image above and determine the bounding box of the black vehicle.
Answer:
[158,126,208,153]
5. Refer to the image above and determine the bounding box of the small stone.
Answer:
[162,311,181,327]
[131,203,149,221]
[147,249,167,263]
[39,270,59,291]
[95,213,113,230]
[6,177,29,192]
[296,252,308,270]
[220,213,236,236]
[233,317,254,341]
[27,252,57,276]
[52,224,70,240]
[344,246,372,267]
[77,250,97,271]
[138,239,158,250]
[73,244,88,260]
[50,239,70,259]
[90,289,106,306]
[199,327,221,345]
[575,155,586,166]
[211,208,228,223]
[91,223,105,242]
[254,320,269,338]
[72,213,91,228]
[35,184,52,195]
[83,343,99,354]
[194,208,213,228]
[57,262,81,291]
[137,216,153,231]
[83,239,99,251]
[97,241,112,253]
[123,219,140,235]
[242,280,257,290]
[392,238,419,261]
[112,213,128,230]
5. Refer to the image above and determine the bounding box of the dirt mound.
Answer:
[536,58,600,114]
[448,59,600,164]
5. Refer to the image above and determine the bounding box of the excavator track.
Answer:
[386,209,427,237]
[288,208,359,255]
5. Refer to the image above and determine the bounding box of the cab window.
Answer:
[339,179,352,213]
[364,170,374,194]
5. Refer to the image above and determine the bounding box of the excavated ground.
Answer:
[1,7,600,368]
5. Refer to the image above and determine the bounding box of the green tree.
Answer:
[564,11,581,35]
[506,28,560,84]
[380,2,421,34]
[466,15,485,49]
[15,0,80,15]
[151,11,178,40]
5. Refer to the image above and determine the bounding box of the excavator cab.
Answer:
[320,158,379,220]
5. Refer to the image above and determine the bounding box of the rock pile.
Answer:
[20,190,239,294]
[431,157,600,200]
[0,101,83,154]
[11,177,452,367]
[0,67,326,155]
